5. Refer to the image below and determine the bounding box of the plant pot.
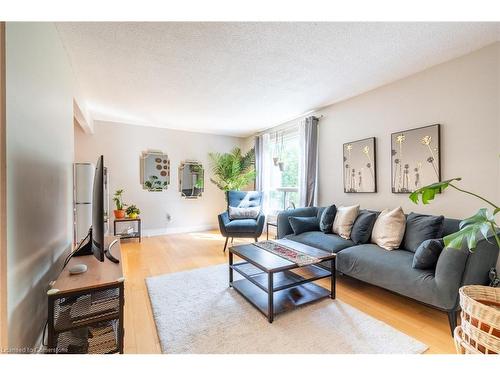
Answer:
[273,157,279,166]
[128,213,138,219]
[278,161,285,172]
[114,209,126,219]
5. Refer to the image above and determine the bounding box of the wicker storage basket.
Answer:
[454,285,500,354]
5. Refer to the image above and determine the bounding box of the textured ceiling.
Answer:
[56,22,500,137]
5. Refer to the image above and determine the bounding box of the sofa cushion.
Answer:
[225,218,259,233]
[332,204,360,239]
[412,239,444,270]
[288,216,320,235]
[285,231,354,253]
[351,210,377,244]
[319,205,337,233]
[371,207,406,250]
[403,212,444,252]
[336,244,438,307]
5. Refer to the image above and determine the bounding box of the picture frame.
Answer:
[343,137,377,193]
[391,124,441,194]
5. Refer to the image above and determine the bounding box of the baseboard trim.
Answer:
[142,225,217,237]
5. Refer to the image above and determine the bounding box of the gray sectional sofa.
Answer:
[277,206,499,334]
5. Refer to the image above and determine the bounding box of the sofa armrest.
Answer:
[276,207,318,239]
[217,211,230,237]
[435,236,499,309]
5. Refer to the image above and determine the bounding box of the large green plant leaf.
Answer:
[409,178,462,204]
[208,147,255,192]
[443,208,497,250]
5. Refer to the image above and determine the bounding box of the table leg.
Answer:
[228,251,233,287]
[266,223,269,240]
[268,272,274,323]
[331,257,336,299]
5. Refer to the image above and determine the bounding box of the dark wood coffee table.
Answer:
[229,239,336,323]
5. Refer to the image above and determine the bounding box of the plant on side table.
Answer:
[113,189,127,219]
[409,177,499,354]
[126,205,141,219]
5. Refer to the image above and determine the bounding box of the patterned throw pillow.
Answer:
[332,205,360,239]
[228,206,260,220]
[371,207,406,250]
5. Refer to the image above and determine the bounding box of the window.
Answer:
[263,127,300,214]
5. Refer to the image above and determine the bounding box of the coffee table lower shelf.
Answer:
[231,278,331,322]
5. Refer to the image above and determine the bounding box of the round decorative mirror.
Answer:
[179,161,204,199]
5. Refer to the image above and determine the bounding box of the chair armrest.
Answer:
[217,211,230,237]
[276,207,318,239]
[435,236,499,309]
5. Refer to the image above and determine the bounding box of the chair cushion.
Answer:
[351,210,377,244]
[288,216,320,235]
[225,219,258,233]
[227,191,262,208]
[285,232,354,253]
[402,212,444,252]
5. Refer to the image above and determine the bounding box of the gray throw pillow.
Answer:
[228,206,260,220]
[319,205,337,233]
[288,216,319,235]
[351,210,377,244]
[402,212,444,252]
[412,239,444,270]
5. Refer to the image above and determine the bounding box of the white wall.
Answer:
[6,23,75,349]
[75,121,243,235]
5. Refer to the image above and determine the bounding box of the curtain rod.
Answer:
[254,114,323,137]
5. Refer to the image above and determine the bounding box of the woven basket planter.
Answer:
[453,285,500,354]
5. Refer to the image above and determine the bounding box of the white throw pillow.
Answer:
[228,206,260,219]
[371,207,406,250]
[332,205,360,239]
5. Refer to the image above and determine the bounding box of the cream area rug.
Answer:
[145,264,428,354]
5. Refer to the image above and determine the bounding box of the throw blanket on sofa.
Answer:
[254,240,320,266]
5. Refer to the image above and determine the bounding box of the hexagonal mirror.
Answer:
[179,161,204,199]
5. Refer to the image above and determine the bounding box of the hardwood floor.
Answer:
[120,230,456,354]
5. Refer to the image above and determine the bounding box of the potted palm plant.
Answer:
[113,189,127,219]
[208,147,255,193]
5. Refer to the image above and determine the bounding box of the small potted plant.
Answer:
[126,205,140,219]
[113,189,127,219]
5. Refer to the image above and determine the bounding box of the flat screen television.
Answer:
[91,155,105,261]
[73,155,119,264]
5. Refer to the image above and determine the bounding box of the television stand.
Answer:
[47,236,124,354]
[105,239,120,263]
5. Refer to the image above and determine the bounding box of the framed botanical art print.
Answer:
[391,124,441,193]
[343,137,377,193]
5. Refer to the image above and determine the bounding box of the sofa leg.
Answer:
[447,310,457,336]
[223,237,229,253]
[231,237,234,244]
[254,238,258,242]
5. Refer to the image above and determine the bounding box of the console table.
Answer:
[47,237,124,354]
